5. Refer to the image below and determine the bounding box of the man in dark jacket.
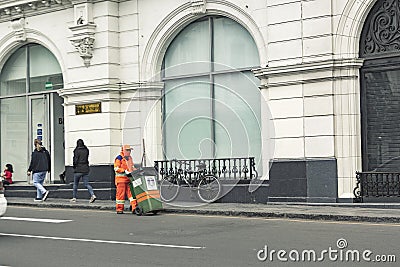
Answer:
[70,139,96,203]
[27,139,51,202]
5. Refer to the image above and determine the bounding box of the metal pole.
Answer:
[142,138,146,167]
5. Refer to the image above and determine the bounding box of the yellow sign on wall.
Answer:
[75,102,101,115]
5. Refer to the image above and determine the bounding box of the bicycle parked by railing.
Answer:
[159,159,221,203]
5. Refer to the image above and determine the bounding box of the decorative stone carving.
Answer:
[11,17,26,42]
[362,0,400,56]
[28,2,37,10]
[71,36,95,67]
[190,0,206,15]
[42,1,50,7]
[74,3,93,26]
[69,23,96,67]
[69,2,96,67]
[14,6,22,14]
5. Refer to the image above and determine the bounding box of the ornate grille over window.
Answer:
[359,0,400,172]
[361,0,400,57]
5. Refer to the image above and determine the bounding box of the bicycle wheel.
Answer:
[197,175,221,203]
[160,175,180,202]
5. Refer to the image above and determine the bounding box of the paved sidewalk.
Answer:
[5,197,400,223]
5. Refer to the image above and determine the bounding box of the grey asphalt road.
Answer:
[0,206,399,267]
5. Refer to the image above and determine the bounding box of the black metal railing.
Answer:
[154,157,258,180]
[354,171,400,202]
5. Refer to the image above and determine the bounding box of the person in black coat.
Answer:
[70,139,96,203]
[27,139,50,202]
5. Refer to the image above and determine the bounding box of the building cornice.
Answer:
[0,0,119,21]
[0,0,72,21]
[59,82,164,97]
[59,83,120,97]
[254,58,365,79]
[119,81,164,92]
[254,58,365,89]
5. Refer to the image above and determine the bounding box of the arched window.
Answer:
[0,44,63,181]
[0,44,63,96]
[162,16,261,161]
[360,0,400,171]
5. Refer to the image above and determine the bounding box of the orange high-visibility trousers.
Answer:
[115,177,137,213]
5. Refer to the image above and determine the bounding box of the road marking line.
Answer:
[0,217,73,224]
[0,233,205,250]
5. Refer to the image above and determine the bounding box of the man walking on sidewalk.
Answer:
[27,139,50,202]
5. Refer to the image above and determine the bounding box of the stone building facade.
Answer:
[0,0,395,202]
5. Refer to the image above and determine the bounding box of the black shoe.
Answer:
[117,211,124,214]
[34,198,42,202]
[42,191,49,201]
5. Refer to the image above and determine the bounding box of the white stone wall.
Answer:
[119,0,139,82]
[63,1,124,165]
[256,0,375,198]
[333,0,375,198]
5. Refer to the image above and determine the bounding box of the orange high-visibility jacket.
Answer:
[114,152,134,183]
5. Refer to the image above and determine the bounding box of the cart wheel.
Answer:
[134,206,143,216]
[151,210,159,215]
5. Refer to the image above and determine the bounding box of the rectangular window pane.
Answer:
[30,74,63,92]
[31,97,48,148]
[1,97,28,182]
[363,70,400,171]
[29,45,63,92]
[164,20,210,77]
[213,17,259,71]
[164,77,213,159]
[0,48,27,96]
[214,72,261,162]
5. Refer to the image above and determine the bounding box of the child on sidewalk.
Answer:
[1,163,13,185]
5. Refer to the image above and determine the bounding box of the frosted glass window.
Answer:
[29,45,63,92]
[0,97,28,182]
[29,45,61,77]
[214,72,261,159]
[162,16,261,162]
[164,20,210,77]
[0,44,63,95]
[0,48,27,96]
[213,17,259,71]
[164,77,213,159]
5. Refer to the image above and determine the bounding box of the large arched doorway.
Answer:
[0,44,64,183]
[161,16,262,164]
[360,0,400,171]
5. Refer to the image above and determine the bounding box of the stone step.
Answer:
[5,188,116,200]
[5,181,114,191]
[4,181,116,200]
[4,180,270,203]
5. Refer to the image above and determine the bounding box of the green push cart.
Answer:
[129,167,163,215]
